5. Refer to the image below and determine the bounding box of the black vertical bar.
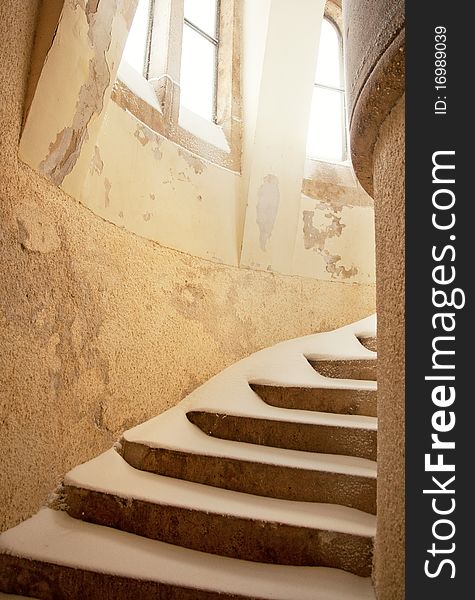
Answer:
[406,1,472,597]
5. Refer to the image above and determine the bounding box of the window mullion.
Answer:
[184,18,218,45]
[314,82,344,93]
[147,0,184,125]
[142,0,155,78]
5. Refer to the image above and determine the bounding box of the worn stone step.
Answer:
[309,359,377,381]
[0,595,38,599]
[0,509,376,600]
[358,336,377,352]
[120,437,377,514]
[186,411,377,460]
[251,384,377,416]
[61,450,374,575]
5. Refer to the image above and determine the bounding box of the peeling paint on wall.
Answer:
[302,209,359,280]
[19,0,374,284]
[178,149,206,175]
[104,177,112,207]
[39,0,118,185]
[176,171,191,183]
[90,145,104,175]
[303,208,345,249]
[256,174,280,252]
[322,250,358,279]
[133,124,163,160]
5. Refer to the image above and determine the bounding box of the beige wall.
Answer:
[239,0,323,274]
[19,0,375,285]
[0,0,375,531]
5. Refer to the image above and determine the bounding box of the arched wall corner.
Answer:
[344,0,405,196]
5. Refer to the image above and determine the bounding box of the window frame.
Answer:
[182,1,220,122]
[307,15,348,163]
[113,0,241,171]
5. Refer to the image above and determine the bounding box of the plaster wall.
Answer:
[0,0,375,531]
[82,100,242,265]
[19,0,375,286]
[239,0,323,275]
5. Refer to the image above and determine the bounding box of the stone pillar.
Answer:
[342,1,405,598]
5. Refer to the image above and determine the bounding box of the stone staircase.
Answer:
[0,316,378,600]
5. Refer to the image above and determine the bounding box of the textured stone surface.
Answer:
[343,0,405,594]
[0,0,375,531]
[343,0,405,195]
[63,485,374,574]
[251,385,377,416]
[344,0,404,124]
[187,411,377,460]
[309,359,377,380]
[121,442,377,513]
[372,95,405,600]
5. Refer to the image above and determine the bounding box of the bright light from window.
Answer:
[122,0,152,75]
[315,19,342,88]
[184,0,218,38]
[306,18,346,162]
[307,87,344,161]
[180,0,219,122]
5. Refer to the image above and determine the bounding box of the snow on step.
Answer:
[0,509,375,600]
[187,400,378,430]
[64,449,376,537]
[186,411,376,460]
[250,384,377,417]
[167,315,377,423]
[122,408,377,478]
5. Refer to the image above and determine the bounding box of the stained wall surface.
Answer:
[0,0,375,531]
[20,0,376,285]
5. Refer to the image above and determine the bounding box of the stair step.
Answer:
[61,449,374,575]
[357,337,377,352]
[0,595,38,599]
[120,443,376,514]
[0,509,376,600]
[186,411,377,460]
[309,359,377,381]
[251,384,377,416]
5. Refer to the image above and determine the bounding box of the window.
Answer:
[122,0,153,77]
[121,0,221,123]
[117,0,240,170]
[181,0,220,122]
[306,17,346,162]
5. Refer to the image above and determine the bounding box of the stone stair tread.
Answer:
[250,379,377,391]
[122,410,377,478]
[0,595,38,599]
[250,384,377,417]
[0,509,376,600]
[173,317,376,422]
[186,407,378,431]
[64,449,376,536]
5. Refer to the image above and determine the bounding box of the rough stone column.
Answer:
[342,1,405,598]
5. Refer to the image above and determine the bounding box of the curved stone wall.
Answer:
[0,0,376,531]
[343,1,405,598]
[344,0,404,195]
